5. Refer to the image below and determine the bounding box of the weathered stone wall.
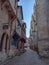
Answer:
[0,6,10,40]
[16,21,21,36]
[11,14,22,37]
[36,0,49,57]
[30,8,37,48]
[17,6,23,23]
[11,19,16,34]
[0,4,10,61]
[9,0,17,14]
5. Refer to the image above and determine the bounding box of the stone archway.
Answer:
[5,33,10,53]
[0,33,10,53]
[0,33,6,51]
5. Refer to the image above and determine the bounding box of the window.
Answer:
[3,23,9,29]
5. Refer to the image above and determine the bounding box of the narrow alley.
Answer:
[0,0,49,65]
[1,48,49,65]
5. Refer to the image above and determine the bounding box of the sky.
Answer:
[18,0,35,38]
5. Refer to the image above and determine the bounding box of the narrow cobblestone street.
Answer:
[0,0,49,65]
[1,47,49,65]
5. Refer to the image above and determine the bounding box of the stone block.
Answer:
[38,27,48,39]
[38,40,49,57]
[9,45,17,56]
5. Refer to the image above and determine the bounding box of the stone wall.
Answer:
[0,5,10,40]
[0,5,10,61]
[36,0,49,57]
[9,0,17,14]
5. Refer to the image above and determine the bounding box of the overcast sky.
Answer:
[19,0,35,38]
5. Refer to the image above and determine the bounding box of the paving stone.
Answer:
[0,48,49,65]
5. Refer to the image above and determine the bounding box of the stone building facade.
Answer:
[0,0,26,61]
[35,0,49,57]
[36,0,49,57]
[0,0,18,61]
[21,22,26,51]
[30,5,38,51]
[30,0,49,57]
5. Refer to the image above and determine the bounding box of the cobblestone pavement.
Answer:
[1,48,49,65]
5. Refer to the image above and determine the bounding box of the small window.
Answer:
[3,23,9,29]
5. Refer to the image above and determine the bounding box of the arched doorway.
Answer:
[0,33,10,54]
[0,33,6,51]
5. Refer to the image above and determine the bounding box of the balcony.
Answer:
[1,0,16,22]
